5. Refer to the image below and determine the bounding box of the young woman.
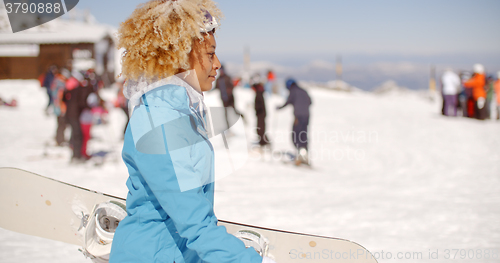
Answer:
[109,1,275,263]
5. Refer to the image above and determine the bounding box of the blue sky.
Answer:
[76,0,500,55]
[73,0,500,89]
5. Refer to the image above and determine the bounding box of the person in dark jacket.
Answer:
[215,65,244,129]
[277,78,312,165]
[42,65,57,113]
[63,72,92,161]
[251,74,270,146]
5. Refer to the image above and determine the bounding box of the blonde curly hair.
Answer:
[117,0,222,81]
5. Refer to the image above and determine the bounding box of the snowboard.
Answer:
[0,167,376,262]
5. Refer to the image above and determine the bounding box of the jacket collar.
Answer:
[127,71,205,117]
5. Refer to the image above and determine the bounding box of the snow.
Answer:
[1,80,499,262]
[372,80,410,95]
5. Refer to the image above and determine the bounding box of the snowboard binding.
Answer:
[80,201,127,263]
[234,229,270,257]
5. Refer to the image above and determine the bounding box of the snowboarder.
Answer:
[464,64,487,120]
[276,78,312,165]
[441,69,461,116]
[109,1,275,263]
[251,74,270,147]
[215,65,244,130]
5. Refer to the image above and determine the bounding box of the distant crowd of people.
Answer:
[441,63,500,120]
[40,65,109,162]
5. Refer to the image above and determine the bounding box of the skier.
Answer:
[63,71,91,162]
[79,70,108,159]
[79,90,99,159]
[441,69,461,116]
[215,65,244,130]
[276,78,312,165]
[265,69,275,95]
[42,65,57,114]
[251,74,270,147]
[109,1,275,263]
[458,71,471,117]
[51,68,70,146]
[464,64,487,120]
[495,71,500,120]
[485,74,495,119]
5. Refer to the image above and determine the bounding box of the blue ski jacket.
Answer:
[109,77,262,263]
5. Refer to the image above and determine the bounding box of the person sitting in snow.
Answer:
[0,97,17,107]
[109,1,276,263]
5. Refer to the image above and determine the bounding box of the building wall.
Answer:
[0,57,10,79]
[38,44,72,76]
[39,43,94,76]
[0,57,39,79]
[0,41,115,85]
[12,57,39,79]
[0,43,94,80]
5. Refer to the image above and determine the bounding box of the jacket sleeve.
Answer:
[464,75,481,88]
[129,104,262,263]
[277,88,295,109]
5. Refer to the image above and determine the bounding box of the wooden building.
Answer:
[0,18,117,86]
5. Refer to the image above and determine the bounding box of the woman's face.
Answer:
[190,34,221,92]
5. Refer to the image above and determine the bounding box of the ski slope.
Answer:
[0,80,499,263]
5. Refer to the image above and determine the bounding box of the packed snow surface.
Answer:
[0,80,499,263]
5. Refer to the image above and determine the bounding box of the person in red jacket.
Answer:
[265,70,275,95]
[464,64,487,120]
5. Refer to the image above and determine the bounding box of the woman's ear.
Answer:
[189,35,211,70]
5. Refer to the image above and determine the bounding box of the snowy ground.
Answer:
[0,80,499,263]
